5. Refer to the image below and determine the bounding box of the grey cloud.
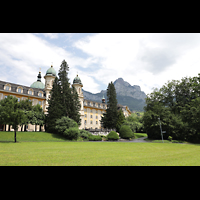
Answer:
[137,33,200,75]
[140,47,177,74]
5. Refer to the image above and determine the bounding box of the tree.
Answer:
[101,82,118,129]
[46,76,63,133]
[28,104,45,131]
[143,73,200,142]
[46,60,81,133]
[18,98,32,131]
[70,85,81,125]
[116,109,125,132]
[58,60,71,117]
[0,96,25,142]
[123,113,143,133]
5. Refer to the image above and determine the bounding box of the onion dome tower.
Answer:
[44,64,56,114]
[72,74,84,129]
[102,95,105,103]
[30,71,45,89]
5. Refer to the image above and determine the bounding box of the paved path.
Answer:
[118,137,149,143]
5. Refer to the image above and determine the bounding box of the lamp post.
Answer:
[158,117,164,143]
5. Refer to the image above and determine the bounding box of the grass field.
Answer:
[0,131,67,142]
[1,131,200,166]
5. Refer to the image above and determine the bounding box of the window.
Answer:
[18,88,21,93]
[96,110,98,113]
[84,120,87,124]
[96,116,98,119]
[85,114,87,117]
[29,90,32,95]
[96,121,98,124]
[93,102,95,107]
[39,92,42,97]
[5,95,7,98]
[39,101,41,105]
[90,115,92,118]
[84,108,87,112]
[90,121,92,124]
[18,97,20,102]
[5,86,10,90]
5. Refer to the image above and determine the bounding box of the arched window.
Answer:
[17,86,23,93]
[28,89,33,95]
[4,84,11,91]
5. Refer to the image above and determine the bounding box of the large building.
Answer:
[0,65,131,131]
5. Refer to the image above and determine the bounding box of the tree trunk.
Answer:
[14,129,17,143]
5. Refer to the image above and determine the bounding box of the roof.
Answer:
[30,81,45,89]
[73,75,83,85]
[30,71,45,89]
[46,65,56,76]
[0,80,45,98]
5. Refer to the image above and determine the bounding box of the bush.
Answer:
[119,125,134,139]
[88,135,102,141]
[55,116,78,135]
[79,129,92,139]
[168,136,172,142]
[64,127,80,140]
[107,131,119,141]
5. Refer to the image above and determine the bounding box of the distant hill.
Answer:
[83,78,146,112]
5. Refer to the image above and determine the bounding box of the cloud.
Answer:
[2,33,200,96]
[42,33,59,39]
[73,33,200,95]
[0,33,101,93]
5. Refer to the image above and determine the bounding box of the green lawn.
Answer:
[0,141,200,166]
[1,131,200,166]
[0,131,67,142]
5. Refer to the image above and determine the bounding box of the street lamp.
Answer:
[158,117,164,143]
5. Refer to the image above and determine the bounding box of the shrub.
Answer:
[79,129,92,139]
[107,131,119,141]
[64,127,80,140]
[119,125,134,139]
[88,135,102,141]
[168,136,172,142]
[55,116,78,135]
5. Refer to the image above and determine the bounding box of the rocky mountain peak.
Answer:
[82,77,146,111]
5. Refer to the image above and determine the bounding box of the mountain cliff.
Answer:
[82,78,146,111]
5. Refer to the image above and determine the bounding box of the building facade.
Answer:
[0,65,131,131]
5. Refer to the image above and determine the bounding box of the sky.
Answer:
[1,33,200,95]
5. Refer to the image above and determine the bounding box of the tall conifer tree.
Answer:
[46,60,81,132]
[101,81,118,129]
[46,76,62,133]
[58,60,71,117]
[70,85,81,125]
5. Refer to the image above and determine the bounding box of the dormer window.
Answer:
[17,86,23,93]
[4,84,11,91]
[28,89,33,95]
[38,92,43,97]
